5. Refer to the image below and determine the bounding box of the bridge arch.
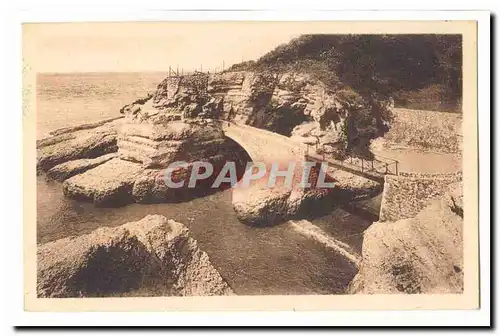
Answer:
[220,121,307,164]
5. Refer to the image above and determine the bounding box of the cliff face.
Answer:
[121,70,361,151]
[349,180,463,294]
[37,215,234,297]
[117,121,227,169]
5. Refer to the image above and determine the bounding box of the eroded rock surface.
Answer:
[46,153,117,181]
[37,215,234,298]
[62,158,144,206]
[231,162,382,226]
[121,70,387,152]
[117,120,227,169]
[349,182,463,294]
[37,132,118,172]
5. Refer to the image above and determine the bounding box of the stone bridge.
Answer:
[219,121,397,184]
[220,121,307,164]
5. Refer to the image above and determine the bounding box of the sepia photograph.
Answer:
[21,19,480,313]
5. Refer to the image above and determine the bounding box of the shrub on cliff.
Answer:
[318,89,394,158]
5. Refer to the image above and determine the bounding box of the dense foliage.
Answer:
[228,34,462,112]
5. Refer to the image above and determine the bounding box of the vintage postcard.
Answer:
[23,20,479,312]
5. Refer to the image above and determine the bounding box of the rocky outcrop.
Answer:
[55,119,249,206]
[349,182,463,294]
[123,71,378,152]
[231,163,382,226]
[37,118,123,172]
[117,120,227,169]
[208,71,351,147]
[37,132,118,172]
[37,215,234,297]
[232,185,334,227]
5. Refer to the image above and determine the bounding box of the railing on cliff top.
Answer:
[305,142,399,178]
[167,63,226,78]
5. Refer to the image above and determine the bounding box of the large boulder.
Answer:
[46,116,249,207]
[231,160,382,226]
[232,185,296,226]
[37,215,234,297]
[349,182,463,294]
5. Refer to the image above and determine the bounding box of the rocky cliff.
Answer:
[37,215,234,297]
[120,70,374,154]
[349,180,463,294]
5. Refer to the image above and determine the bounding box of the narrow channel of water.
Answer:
[37,175,373,295]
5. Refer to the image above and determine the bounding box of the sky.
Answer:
[23,22,299,73]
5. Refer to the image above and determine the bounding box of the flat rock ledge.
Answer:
[47,153,117,182]
[37,214,234,298]
[349,182,463,294]
[62,158,145,207]
[37,119,123,172]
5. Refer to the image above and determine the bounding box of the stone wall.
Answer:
[381,108,462,153]
[379,172,462,222]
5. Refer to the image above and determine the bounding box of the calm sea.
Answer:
[36,72,167,139]
[36,72,369,295]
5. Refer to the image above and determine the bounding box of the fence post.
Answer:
[361,158,364,172]
[395,161,399,175]
[371,160,374,171]
[385,163,388,174]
